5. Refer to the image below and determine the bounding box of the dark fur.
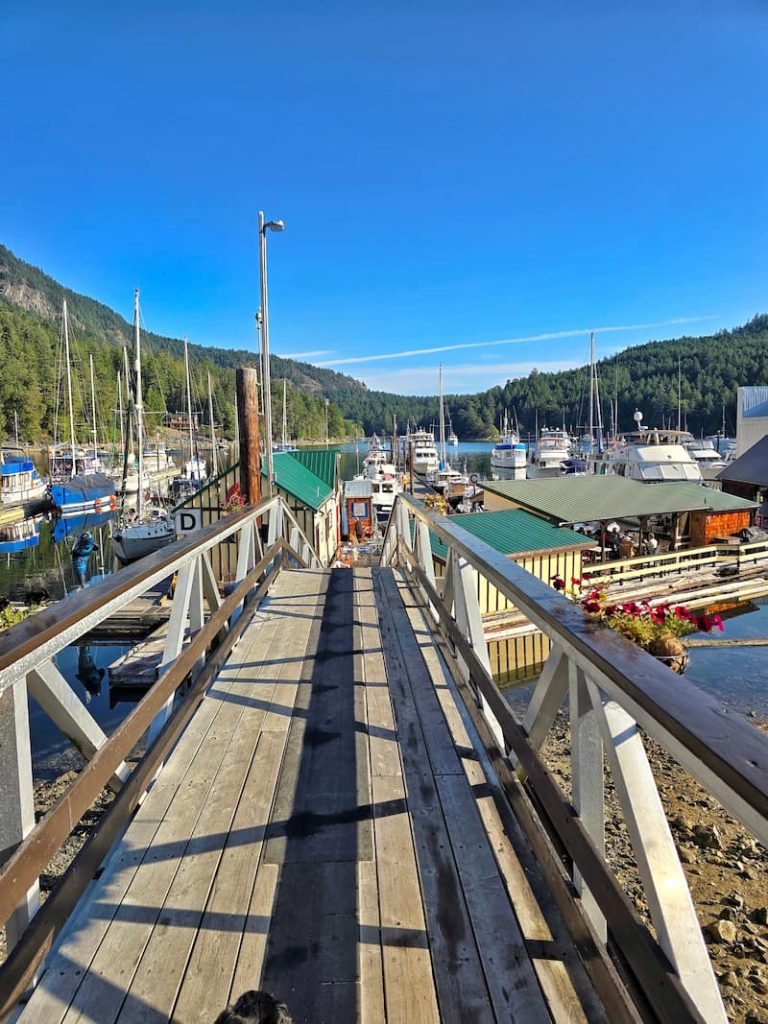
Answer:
[214,990,292,1024]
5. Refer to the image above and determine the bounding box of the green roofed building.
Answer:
[264,451,340,565]
[482,476,755,549]
[425,508,591,683]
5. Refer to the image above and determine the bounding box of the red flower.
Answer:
[712,614,724,632]
[571,577,582,587]
[552,577,566,591]
[583,600,602,614]
[674,606,692,620]
[649,606,667,625]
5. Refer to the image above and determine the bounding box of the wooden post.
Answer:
[409,441,414,494]
[236,367,261,505]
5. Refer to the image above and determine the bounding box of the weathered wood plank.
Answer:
[22,572,309,1024]
[375,569,496,1024]
[174,572,327,1022]
[372,774,440,1024]
[395,571,605,1024]
[260,570,365,1023]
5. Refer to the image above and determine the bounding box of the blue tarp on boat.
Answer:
[50,473,115,513]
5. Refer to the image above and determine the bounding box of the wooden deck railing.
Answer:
[582,535,768,586]
[0,495,319,1018]
[382,494,768,1024]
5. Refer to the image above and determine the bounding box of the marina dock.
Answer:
[0,495,766,1024]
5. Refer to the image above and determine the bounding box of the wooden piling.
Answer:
[236,368,261,505]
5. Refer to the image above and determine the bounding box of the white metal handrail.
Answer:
[382,493,768,1024]
[0,495,318,955]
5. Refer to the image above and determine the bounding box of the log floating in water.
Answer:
[683,636,768,648]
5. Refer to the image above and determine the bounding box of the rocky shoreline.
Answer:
[544,714,768,1024]
[1,724,766,1022]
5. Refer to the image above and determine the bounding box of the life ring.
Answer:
[469,473,478,484]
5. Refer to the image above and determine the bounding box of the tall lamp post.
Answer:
[258,211,284,495]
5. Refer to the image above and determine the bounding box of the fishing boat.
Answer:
[0,449,47,513]
[490,412,527,470]
[49,300,117,516]
[111,290,176,564]
[368,463,402,525]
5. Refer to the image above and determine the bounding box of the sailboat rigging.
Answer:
[111,290,176,563]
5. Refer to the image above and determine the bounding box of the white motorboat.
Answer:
[368,463,402,525]
[603,418,703,483]
[530,428,572,472]
[1,449,47,511]
[408,428,439,474]
[364,434,391,474]
[684,439,728,481]
[491,413,527,470]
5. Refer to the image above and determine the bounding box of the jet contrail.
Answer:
[312,316,718,367]
[277,349,335,359]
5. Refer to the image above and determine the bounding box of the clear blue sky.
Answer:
[2,1,767,394]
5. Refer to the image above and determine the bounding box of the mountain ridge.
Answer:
[2,242,767,438]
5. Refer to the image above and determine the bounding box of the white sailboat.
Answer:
[428,365,468,494]
[49,300,116,515]
[172,339,208,500]
[274,378,298,453]
[111,290,176,563]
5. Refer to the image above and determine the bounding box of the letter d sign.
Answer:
[174,508,202,535]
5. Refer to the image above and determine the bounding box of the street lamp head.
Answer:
[264,219,285,232]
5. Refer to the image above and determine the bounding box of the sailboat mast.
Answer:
[677,355,682,431]
[63,300,77,478]
[281,378,288,448]
[208,372,218,477]
[89,352,98,462]
[133,289,144,519]
[117,370,124,456]
[184,338,194,476]
[438,364,446,463]
[588,332,595,457]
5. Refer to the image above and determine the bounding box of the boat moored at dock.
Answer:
[0,449,47,513]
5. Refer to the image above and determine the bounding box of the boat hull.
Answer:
[112,521,176,563]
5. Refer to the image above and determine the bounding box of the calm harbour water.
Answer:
[3,440,767,778]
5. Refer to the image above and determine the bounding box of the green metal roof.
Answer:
[427,509,592,562]
[482,476,757,525]
[264,452,333,510]
[291,449,339,490]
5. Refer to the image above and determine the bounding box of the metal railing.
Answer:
[0,495,319,1017]
[382,494,768,1024]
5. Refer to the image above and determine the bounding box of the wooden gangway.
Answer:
[1,493,767,1024]
[13,567,605,1023]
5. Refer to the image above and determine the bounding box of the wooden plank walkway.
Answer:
[16,567,608,1024]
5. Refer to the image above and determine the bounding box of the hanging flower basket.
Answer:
[551,576,723,674]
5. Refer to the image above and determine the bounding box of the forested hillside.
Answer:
[0,302,355,443]
[2,242,767,440]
